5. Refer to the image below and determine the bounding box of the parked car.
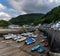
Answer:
[38,46,45,53]
[25,38,35,45]
[31,44,41,51]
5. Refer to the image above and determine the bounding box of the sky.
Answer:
[0,0,60,21]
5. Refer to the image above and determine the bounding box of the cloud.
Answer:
[0,3,6,9]
[9,0,60,14]
[0,3,19,21]
[0,0,60,21]
[0,12,11,21]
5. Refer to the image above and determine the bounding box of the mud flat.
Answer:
[0,30,48,56]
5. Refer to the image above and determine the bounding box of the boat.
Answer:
[25,37,35,45]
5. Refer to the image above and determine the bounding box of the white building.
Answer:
[8,25,20,29]
[51,21,60,30]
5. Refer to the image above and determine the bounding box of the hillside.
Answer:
[0,20,12,27]
[10,13,44,25]
[42,6,60,24]
[10,6,60,25]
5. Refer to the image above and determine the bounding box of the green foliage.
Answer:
[10,6,60,25]
[10,13,44,25]
[42,6,60,24]
[0,20,12,27]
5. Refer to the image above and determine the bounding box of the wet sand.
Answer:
[0,30,49,56]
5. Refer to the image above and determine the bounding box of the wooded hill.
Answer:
[10,6,60,25]
[10,14,44,25]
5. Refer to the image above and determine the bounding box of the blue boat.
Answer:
[25,38,35,45]
[31,44,41,51]
[38,47,45,53]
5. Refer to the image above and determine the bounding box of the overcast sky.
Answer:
[0,0,60,20]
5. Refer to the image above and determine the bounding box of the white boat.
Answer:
[3,33,17,40]
[21,32,33,36]
[12,35,18,40]
[21,33,28,37]
[16,36,26,42]
[21,32,37,37]
[32,35,37,38]
[3,34,12,40]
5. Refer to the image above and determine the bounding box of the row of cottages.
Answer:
[51,21,60,30]
[8,25,20,29]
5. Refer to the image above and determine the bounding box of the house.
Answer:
[51,21,60,30]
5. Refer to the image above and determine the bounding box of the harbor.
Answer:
[0,28,49,56]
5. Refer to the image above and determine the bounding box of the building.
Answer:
[51,21,60,30]
[8,25,20,29]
